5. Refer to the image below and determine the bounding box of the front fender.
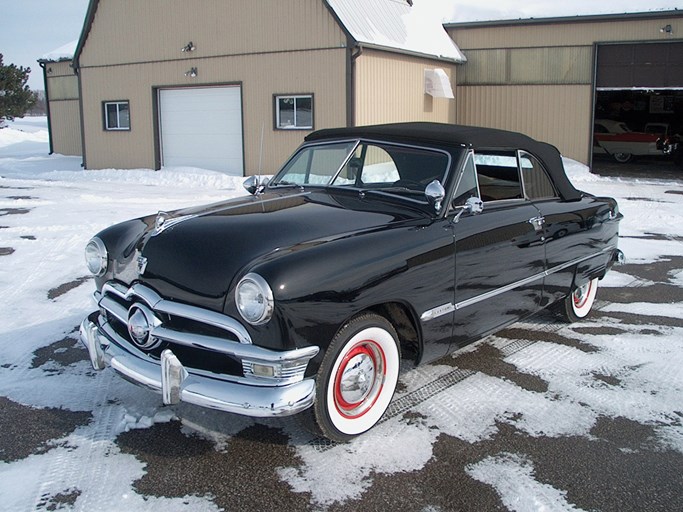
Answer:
[227,220,455,359]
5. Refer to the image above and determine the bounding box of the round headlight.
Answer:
[85,237,108,276]
[236,273,274,325]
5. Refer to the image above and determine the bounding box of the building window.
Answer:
[274,94,313,130]
[104,101,130,131]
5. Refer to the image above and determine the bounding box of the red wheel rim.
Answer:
[333,340,386,419]
[573,280,593,309]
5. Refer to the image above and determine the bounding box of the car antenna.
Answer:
[258,123,265,190]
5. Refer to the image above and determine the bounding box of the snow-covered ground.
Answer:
[1,118,682,511]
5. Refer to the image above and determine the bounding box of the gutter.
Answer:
[37,61,54,155]
[445,9,683,30]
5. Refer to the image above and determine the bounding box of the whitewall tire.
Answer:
[313,314,400,442]
[559,277,599,322]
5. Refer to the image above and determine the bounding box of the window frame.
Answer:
[472,149,525,204]
[273,94,314,131]
[517,150,558,201]
[103,101,131,131]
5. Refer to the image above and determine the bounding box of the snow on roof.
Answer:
[326,0,466,63]
[40,41,78,62]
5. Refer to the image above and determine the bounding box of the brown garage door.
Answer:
[597,42,683,89]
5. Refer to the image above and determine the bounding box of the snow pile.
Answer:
[40,40,78,62]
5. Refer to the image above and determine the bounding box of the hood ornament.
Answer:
[136,255,148,276]
[152,210,198,237]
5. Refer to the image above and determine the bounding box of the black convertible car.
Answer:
[80,123,623,441]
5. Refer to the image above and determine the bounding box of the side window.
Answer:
[473,151,523,202]
[519,152,557,200]
[452,151,479,206]
[104,101,130,131]
[274,94,313,130]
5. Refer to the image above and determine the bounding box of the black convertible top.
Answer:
[306,122,582,201]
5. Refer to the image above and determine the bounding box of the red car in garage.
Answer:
[593,119,660,163]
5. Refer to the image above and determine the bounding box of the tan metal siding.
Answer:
[48,100,83,156]
[80,48,347,172]
[79,0,346,67]
[44,61,74,77]
[455,85,592,163]
[354,49,457,126]
[44,61,82,156]
[448,17,683,49]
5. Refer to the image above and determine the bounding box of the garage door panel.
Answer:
[597,42,683,89]
[159,86,244,175]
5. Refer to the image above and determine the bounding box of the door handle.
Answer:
[528,216,545,233]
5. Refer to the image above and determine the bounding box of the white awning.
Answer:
[424,68,454,99]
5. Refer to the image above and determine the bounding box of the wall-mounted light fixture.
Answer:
[181,41,196,52]
[660,24,673,35]
[185,67,198,78]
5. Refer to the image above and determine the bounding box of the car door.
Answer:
[449,150,546,348]
[518,150,617,307]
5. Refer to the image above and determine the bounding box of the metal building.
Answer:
[446,10,683,165]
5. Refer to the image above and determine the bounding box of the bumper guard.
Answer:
[79,315,317,417]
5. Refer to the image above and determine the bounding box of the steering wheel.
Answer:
[391,179,423,190]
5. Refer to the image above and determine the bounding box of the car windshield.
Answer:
[270,140,450,199]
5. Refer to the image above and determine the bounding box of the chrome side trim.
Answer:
[421,246,618,321]
[454,246,617,311]
[420,303,456,321]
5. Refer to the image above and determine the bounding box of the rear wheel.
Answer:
[312,313,400,442]
[557,277,599,322]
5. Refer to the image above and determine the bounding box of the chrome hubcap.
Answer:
[339,353,375,404]
[573,281,592,308]
[334,341,386,418]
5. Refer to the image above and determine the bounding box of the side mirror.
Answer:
[243,175,269,195]
[425,180,446,214]
[453,196,484,223]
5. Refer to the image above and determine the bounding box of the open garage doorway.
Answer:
[592,42,683,178]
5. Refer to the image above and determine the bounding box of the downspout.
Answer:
[347,43,363,127]
[72,62,87,169]
[38,61,54,155]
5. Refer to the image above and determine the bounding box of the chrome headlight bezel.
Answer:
[235,273,274,326]
[85,237,108,277]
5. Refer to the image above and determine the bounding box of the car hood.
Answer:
[134,189,426,309]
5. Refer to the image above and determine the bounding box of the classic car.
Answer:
[593,119,661,163]
[80,122,623,442]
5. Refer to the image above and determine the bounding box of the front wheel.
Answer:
[613,152,633,163]
[557,277,599,322]
[312,313,400,442]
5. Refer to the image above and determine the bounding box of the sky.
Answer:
[0,0,681,91]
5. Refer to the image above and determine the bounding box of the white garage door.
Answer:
[159,86,243,175]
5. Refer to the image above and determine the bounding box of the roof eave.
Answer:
[72,0,101,71]
[444,9,683,30]
[356,42,466,64]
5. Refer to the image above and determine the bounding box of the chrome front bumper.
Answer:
[79,315,317,418]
